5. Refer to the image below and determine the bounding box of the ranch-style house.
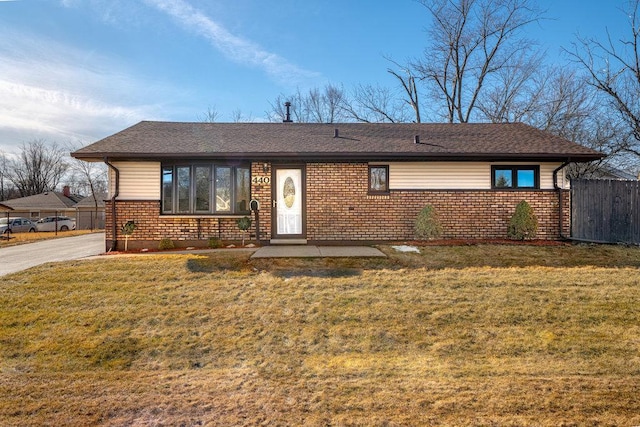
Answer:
[71,121,602,251]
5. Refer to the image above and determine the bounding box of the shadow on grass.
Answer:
[272,268,363,279]
[186,253,252,273]
[184,243,640,274]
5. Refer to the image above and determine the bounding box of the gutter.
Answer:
[553,161,571,240]
[72,152,604,163]
[104,158,120,252]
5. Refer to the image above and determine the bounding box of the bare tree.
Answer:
[475,50,544,123]
[66,141,108,229]
[412,0,544,123]
[198,105,220,123]
[0,151,11,201]
[567,0,640,165]
[387,59,422,122]
[231,109,254,123]
[267,84,349,123]
[67,142,108,200]
[344,83,411,123]
[8,140,69,197]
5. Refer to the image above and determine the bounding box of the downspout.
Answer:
[554,161,616,245]
[553,161,570,240]
[104,158,120,251]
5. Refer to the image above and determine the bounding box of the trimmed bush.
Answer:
[158,238,175,250]
[415,205,443,239]
[508,200,538,240]
[121,220,136,252]
[236,216,252,246]
[208,237,223,249]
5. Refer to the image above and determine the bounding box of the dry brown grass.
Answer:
[0,229,99,247]
[1,245,639,426]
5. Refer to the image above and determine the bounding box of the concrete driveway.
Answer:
[0,232,105,277]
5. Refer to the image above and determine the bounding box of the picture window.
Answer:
[161,163,250,214]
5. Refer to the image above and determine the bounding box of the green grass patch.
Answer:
[0,245,639,425]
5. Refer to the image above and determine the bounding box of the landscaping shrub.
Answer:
[508,200,538,240]
[158,238,175,250]
[415,205,443,239]
[415,205,442,239]
[208,237,223,249]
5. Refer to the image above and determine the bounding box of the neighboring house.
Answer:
[1,188,106,230]
[0,203,13,224]
[71,121,602,251]
[597,165,639,181]
[2,187,82,221]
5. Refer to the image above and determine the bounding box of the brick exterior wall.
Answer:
[305,162,569,241]
[105,201,257,250]
[251,162,272,241]
[105,161,569,250]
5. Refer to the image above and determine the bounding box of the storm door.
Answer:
[273,166,305,239]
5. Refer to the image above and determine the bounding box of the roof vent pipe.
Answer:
[334,128,339,138]
[283,102,293,123]
[414,135,420,144]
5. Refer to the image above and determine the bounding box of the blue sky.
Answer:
[0,0,631,154]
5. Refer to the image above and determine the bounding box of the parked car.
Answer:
[36,216,76,232]
[0,217,37,234]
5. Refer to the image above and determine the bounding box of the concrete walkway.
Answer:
[251,245,386,259]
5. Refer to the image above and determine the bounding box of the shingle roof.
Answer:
[72,121,603,162]
[75,195,106,208]
[3,192,80,210]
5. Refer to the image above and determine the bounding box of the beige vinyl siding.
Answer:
[540,163,569,189]
[108,161,160,200]
[387,162,565,190]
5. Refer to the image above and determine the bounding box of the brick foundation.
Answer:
[105,201,258,251]
[105,161,569,250]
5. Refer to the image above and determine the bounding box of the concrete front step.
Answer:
[251,245,386,259]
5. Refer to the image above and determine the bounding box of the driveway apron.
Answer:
[0,233,105,277]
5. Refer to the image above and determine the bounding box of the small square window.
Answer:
[494,169,513,188]
[369,165,389,193]
[516,169,535,188]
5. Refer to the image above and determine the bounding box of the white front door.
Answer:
[274,167,304,237]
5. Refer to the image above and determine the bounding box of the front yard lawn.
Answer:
[1,244,639,425]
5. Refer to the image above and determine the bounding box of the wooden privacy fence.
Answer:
[571,179,640,244]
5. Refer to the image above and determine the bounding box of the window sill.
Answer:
[367,192,390,199]
[161,214,251,219]
[491,188,540,191]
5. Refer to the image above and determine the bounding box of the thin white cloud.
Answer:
[0,30,176,153]
[143,0,321,85]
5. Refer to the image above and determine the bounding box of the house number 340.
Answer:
[252,176,271,184]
